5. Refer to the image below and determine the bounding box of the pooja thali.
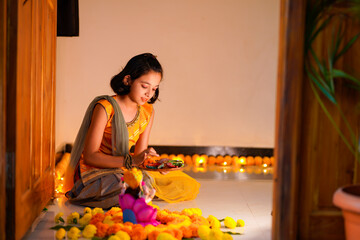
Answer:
[139,158,185,172]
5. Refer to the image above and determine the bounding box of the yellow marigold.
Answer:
[236,219,245,227]
[115,230,131,240]
[84,207,92,214]
[92,207,104,215]
[208,229,224,240]
[67,226,81,240]
[182,208,202,216]
[103,215,115,226]
[67,212,80,224]
[156,232,177,240]
[82,224,97,238]
[144,224,156,234]
[79,213,92,226]
[109,207,122,213]
[54,212,64,224]
[224,217,236,229]
[197,225,211,240]
[207,215,221,229]
[55,228,66,240]
[108,236,120,240]
[222,233,233,240]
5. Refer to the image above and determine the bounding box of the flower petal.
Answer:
[132,198,147,213]
[119,194,135,209]
[136,206,157,222]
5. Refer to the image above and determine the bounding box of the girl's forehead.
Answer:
[137,71,161,85]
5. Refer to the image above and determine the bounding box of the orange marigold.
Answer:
[90,213,105,225]
[180,226,193,239]
[107,223,123,235]
[189,223,199,238]
[148,230,161,240]
[112,216,123,223]
[95,222,109,238]
[166,228,183,240]
[129,225,147,240]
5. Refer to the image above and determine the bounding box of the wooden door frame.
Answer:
[272,0,306,239]
[0,0,6,239]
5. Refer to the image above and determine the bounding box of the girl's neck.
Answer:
[116,95,138,110]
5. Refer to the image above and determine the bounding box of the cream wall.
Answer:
[55,0,280,151]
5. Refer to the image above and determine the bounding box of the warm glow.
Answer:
[223,169,227,173]
[263,169,267,173]
[223,162,228,166]
[239,157,246,164]
[240,168,245,173]
[263,163,268,168]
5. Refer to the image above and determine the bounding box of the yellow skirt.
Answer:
[146,171,200,203]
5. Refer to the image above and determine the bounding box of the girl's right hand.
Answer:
[132,147,159,167]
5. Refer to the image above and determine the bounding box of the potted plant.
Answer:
[305,0,360,239]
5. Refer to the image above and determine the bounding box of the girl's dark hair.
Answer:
[110,53,163,104]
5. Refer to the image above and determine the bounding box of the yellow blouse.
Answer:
[79,96,153,174]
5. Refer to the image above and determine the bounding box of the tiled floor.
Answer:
[24,169,273,240]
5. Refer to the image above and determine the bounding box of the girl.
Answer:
[65,53,200,208]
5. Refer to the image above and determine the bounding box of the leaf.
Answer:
[42,207,48,212]
[306,66,337,104]
[310,81,356,156]
[332,69,360,86]
[222,231,243,235]
[50,225,85,231]
[334,33,360,62]
[309,15,333,46]
[218,218,224,222]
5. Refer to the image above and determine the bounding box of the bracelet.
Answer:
[124,154,133,169]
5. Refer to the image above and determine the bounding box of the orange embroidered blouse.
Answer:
[78,96,153,175]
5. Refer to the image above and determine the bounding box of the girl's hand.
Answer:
[132,147,159,167]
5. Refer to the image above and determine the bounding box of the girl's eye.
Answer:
[141,85,148,89]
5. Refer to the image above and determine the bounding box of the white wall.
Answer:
[55,0,280,151]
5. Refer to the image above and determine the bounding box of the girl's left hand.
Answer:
[133,147,159,166]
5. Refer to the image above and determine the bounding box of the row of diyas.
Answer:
[153,154,274,167]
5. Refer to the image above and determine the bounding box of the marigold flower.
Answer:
[79,213,92,226]
[144,224,156,234]
[115,230,131,240]
[222,233,233,240]
[84,207,92,214]
[224,217,236,229]
[207,215,220,229]
[108,236,121,240]
[55,228,66,240]
[156,232,177,240]
[236,219,245,227]
[95,222,109,237]
[67,226,81,240]
[130,224,148,240]
[54,212,64,224]
[67,212,80,224]
[103,215,115,226]
[208,229,224,240]
[180,226,193,239]
[82,224,97,238]
[92,207,104,215]
[90,213,105,225]
[197,225,211,240]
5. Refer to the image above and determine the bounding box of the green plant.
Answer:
[305,0,360,159]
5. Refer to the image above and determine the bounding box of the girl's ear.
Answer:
[123,75,131,86]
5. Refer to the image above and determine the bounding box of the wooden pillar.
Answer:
[272,0,306,239]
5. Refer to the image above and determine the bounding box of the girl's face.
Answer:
[127,71,161,105]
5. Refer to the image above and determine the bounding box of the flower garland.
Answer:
[52,206,245,240]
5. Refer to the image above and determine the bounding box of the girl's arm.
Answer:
[83,104,126,168]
